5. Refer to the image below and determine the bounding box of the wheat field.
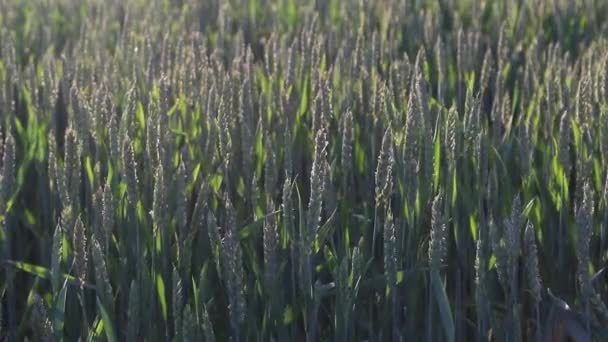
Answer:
[0,0,607,341]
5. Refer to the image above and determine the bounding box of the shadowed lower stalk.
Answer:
[576,183,593,335]
[1,132,15,338]
[383,206,399,341]
[282,177,298,336]
[335,257,350,342]
[73,216,89,336]
[524,222,542,342]
[428,191,450,342]
[506,195,522,341]
[222,194,245,342]
[263,200,281,335]
[31,293,53,342]
[304,129,328,342]
[474,237,488,341]
[558,110,570,275]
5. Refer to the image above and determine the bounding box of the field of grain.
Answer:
[0,0,607,341]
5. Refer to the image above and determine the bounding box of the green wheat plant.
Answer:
[0,0,607,341]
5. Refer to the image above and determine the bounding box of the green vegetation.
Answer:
[0,0,608,340]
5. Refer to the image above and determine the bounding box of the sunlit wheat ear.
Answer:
[312,90,324,135]
[0,131,15,215]
[479,49,494,97]
[51,223,63,292]
[383,206,397,289]
[72,216,88,285]
[152,166,166,232]
[340,108,354,174]
[285,41,296,89]
[31,293,53,342]
[64,128,80,207]
[108,113,120,165]
[435,37,446,105]
[575,76,592,125]
[264,33,275,76]
[524,222,542,304]
[239,77,254,186]
[264,133,278,198]
[372,83,385,125]
[218,82,232,164]
[0,129,3,168]
[101,182,113,249]
[464,91,480,151]
[91,235,113,312]
[404,72,420,186]
[445,105,458,171]
[121,138,139,206]
[145,113,158,168]
[375,127,394,207]
[429,191,447,271]
[91,85,107,141]
[69,86,91,155]
[308,128,328,237]
[457,28,464,79]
